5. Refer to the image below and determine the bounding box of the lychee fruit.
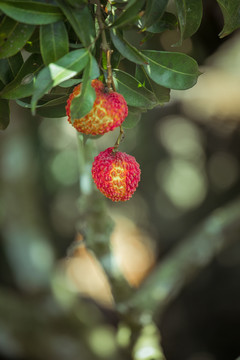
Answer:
[66,79,128,135]
[91,147,141,202]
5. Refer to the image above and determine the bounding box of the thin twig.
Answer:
[95,0,109,52]
[95,0,115,91]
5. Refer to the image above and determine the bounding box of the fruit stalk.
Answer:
[113,125,124,153]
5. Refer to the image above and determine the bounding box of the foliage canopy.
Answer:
[0,0,239,130]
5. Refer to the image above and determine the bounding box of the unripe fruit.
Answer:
[66,79,128,135]
[92,147,141,202]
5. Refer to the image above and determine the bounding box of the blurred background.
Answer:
[1,1,240,360]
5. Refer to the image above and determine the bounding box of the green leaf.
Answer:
[111,0,145,28]
[113,69,156,109]
[0,59,12,89]
[217,0,240,37]
[24,28,41,53]
[0,52,23,89]
[1,53,43,99]
[56,1,95,47]
[36,103,67,118]
[110,29,148,65]
[58,78,82,88]
[70,54,99,121]
[0,98,9,130]
[122,106,141,129]
[146,12,178,33]
[7,51,24,77]
[0,16,35,59]
[144,0,168,28]
[40,21,69,65]
[36,96,68,118]
[142,50,199,90]
[40,95,68,107]
[0,1,63,25]
[31,49,89,112]
[135,65,170,104]
[174,0,202,44]
[17,93,68,108]
[66,0,87,6]
[111,47,122,68]
[17,92,68,118]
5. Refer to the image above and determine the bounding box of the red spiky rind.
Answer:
[92,147,141,202]
[66,79,128,135]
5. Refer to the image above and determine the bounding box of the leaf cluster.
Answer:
[0,0,239,129]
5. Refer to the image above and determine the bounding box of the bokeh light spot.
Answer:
[88,326,116,358]
[157,159,207,210]
[156,115,204,161]
[50,150,78,186]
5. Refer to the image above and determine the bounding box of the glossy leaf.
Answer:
[7,51,23,77]
[17,93,68,117]
[142,50,199,90]
[146,12,178,33]
[31,49,89,112]
[40,21,69,65]
[113,69,156,109]
[0,98,9,130]
[17,93,68,108]
[0,1,63,25]
[66,0,87,6]
[36,103,67,118]
[111,0,145,28]
[174,0,202,44]
[1,54,43,99]
[0,59,11,89]
[135,65,170,104]
[70,54,99,121]
[56,1,95,47]
[122,106,141,129]
[24,28,41,53]
[58,78,82,88]
[217,0,240,37]
[111,47,122,68]
[0,52,23,89]
[0,16,35,59]
[110,29,148,65]
[144,0,168,28]
[36,95,68,118]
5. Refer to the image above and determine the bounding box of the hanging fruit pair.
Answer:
[66,79,141,202]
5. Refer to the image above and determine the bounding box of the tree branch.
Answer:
[122,197,240,316]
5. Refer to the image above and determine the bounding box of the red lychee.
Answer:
[92,147,141,202]
[66,79,128,135]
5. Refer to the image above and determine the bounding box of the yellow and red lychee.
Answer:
[92,147,141,202]
[66,79,128,135]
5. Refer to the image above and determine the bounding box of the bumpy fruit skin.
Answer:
[66,79,128,135]
[92,147,141,202]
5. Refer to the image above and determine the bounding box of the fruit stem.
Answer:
[113,125,124,153]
